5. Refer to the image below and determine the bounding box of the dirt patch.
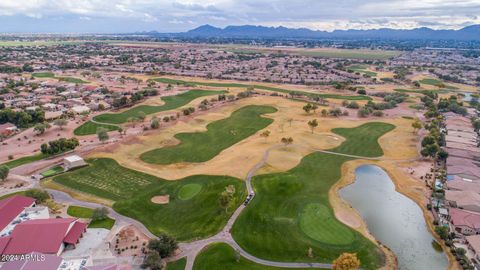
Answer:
[151,195,170,204]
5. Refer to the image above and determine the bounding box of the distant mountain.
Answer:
[158,24,480,41]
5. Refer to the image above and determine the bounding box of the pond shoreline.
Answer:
[330,160,457,270]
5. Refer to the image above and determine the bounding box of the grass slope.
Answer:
[67,205,115,229]
[53,158,246,241]
[74,121,120,136]
[152,78,371,101]
[193,243,326,270]
[1,153,47,169]
[231,122,394,269]
[167,258,187,270]
[93,90,223,124]
[140,105,277,164]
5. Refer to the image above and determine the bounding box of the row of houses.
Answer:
[433,112,480,267]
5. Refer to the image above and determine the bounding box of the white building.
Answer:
[63,155,87,170]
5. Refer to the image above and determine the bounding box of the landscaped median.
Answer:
[231,122,395,270]
[52,158,246,241]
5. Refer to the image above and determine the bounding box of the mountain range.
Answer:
[149,24,480,41]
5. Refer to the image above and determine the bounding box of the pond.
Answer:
[339,165,448,270]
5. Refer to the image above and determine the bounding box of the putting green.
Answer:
[231,122,393,269]
[299,203,354,245]
[178,183,202,200]
[53,158,246,241]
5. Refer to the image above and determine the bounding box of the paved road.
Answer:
[46,188,157,239]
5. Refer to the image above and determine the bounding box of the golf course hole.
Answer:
[178,184,202,200]
[299,203,355,245]
[151,195,170,204]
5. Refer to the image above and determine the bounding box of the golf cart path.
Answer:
[1,143,381,269]
[169,144,336,269]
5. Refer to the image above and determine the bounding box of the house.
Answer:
[0,123,17,137]
[63,155,87,170]
[446,175,480,194]
[445,190,480,213]
[466,235,480,262]
[449,208,480,235]
[71,105,90,114]
[0,218,87,256]
[0,195,49,237]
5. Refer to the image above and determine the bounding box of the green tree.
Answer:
[281,137,293,146]
[138,111,146,122]
[25,188,50,203]
[0,165,9,182]
[412,119,422,133]
[308,119,318,134]
[96,127,109,143]
[303,103,313,114]
[53,118,68,130]
[150,117,160,129]
[33,123,50,135]
[219,185,236,213]
[435,226,449,240]
[147,234,178,258]
[260,130,271,142]
[92,207,109,221]
[141,251,162,270]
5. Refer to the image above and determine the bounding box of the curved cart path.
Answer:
[0,143,380,269]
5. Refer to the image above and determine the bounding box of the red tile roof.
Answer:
[0,218,77,255]
[450,208,480,229]
[0,237,11,254]
[0,195,35,232]
[63,221,86,245]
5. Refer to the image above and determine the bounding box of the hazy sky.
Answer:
[1,0,480,33]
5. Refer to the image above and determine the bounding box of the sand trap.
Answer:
[151,195,170,204]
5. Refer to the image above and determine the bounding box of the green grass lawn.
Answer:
[56,76,89,84]
[140,105,276,164]
[32,72,55,78]
[178,184,202,200]
[193,243,326,270]
[330,122,395,157]
[93,90,224,124]
[30,72,88,84]
[151,78,371,101]
[1,153,47,169]
[54,158,246,241]
[40,165,64,177]
[347,65,377,77]
[167,258,187,270]
[231,122,393,269]
[419,79,458,90]
[67,205,115,230]
[74,121,120,136]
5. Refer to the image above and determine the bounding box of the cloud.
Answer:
[0,0,479,32]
